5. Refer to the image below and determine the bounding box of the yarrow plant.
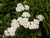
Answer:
[4,3,45,37]
[0,0,50,38]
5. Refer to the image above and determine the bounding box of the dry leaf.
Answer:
[47,20,50,27]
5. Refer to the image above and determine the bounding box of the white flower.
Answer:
[10,27,16,32]
[4,21,19,36]
[29,24,39,29]
[9,31,15,36]
[21,18,29,28]
[22,12,31,17]
[17,17,26,25]
[4,30,9,36]
[11,22,19,27]
[11,19,19,27]
[16,7,22,12]
[17,17,30,28]
[22,18,28,22]
[9,27,16,36]
[5,27,17,36]
[4,18,20,36]
[20,5,25,11]
[23,22,30,28]
[4,27,16,36]
[11,27,16,31]
[24,5,30,10]
[17,17,29,26]
[29,22,39,29]
[16,3,30,12]
[36,14,45,21]
[16,5,24,12]
[33,19,40,25]
[17,3,23,7]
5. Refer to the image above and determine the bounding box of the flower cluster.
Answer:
[4,19,19,36]
[29,19,40,29]
[16,3,30,12]
[4,3,45,37]
[36,15,45,21]
[4,13,45,36]
[22,12,31,17]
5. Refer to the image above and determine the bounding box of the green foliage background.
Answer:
[0,0,50,38]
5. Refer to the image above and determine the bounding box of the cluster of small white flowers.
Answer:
[36,14,45,21]
[29,19,40,29]
[4,19,19,36]
[29,14,45,29]
[4,14,45,36]
[17,17,29,28]
[24,5,30,10]
[16,3,24,12]
[20,14,44,29]
[22,12,31,17]
[4,3,45,37]
[16,3,30,12]
[17,13,40,29]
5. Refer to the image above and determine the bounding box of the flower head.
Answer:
[29,22,39,29]
[4,30,9,36]
[36,14,45,21]
[17,3,23,7]
[16,4,24,12]
[22,12,31,17]
[24,5,30,10]
[33,19,40,25]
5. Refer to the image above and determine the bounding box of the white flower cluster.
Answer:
[36,14,45,21]
[4,3,45,37]
[21,14,45,29]
[22,12,31,17]
[4,19,19,36]
[17,17,40,29]
[4,13,45,36]
[17,17,29,28]
[16,3,30,12]
[29,19,40,29]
